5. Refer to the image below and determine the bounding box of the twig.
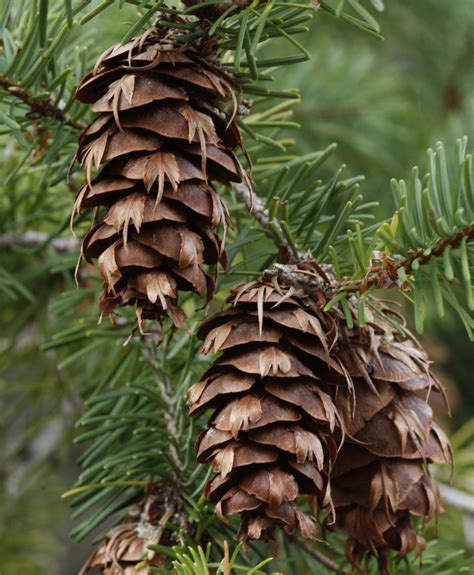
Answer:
[231,182,271,227]
[439,483,474,514]
[343,224,474,292]
[146,344,186,474]
[0,76,86,131]
[231,181,301,257]
[0,231,80,253]
[290,535,344,574]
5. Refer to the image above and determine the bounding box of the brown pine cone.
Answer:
[73,28,243,332]
[330,309,452,572]
[80,492,176,574]
[188,261,343,542]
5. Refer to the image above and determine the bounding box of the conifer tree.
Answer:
[0,2,473,575]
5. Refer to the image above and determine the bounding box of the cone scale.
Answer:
[73,28,243,331]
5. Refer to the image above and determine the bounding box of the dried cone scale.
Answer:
[187,261,344,542]
[73,28,243,330]
[329,303,452,572]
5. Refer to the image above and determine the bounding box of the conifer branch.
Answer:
[3,2,471,574]
[0,76,86,131]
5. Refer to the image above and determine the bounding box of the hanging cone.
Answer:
[73,27,243,332]
[329,303,452,572]
[187,261,344,542]
[80,492,177,575]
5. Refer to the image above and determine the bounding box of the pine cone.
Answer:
[330,310,452,572]
[187,261,343,542]
[73,28,243,331]
[80,493,175,574]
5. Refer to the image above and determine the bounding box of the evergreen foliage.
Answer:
[0,1,473,574]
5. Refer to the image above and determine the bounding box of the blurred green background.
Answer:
[0,1,473,573]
